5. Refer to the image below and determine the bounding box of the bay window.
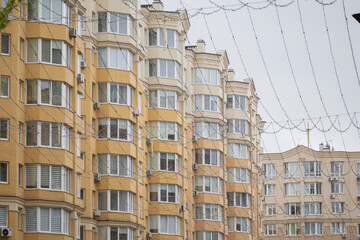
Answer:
[304,161,321,177]
[149,90,179,110]
[194,95,221,112]
[227,192,250,208]
[149,121,179,141]
[227,119,249,135]
[195,204,222,221]
[149,28,179,49]
[195,149,222,166]
[226,95,248,110]
[285,223,301,236]
[195,176,222,194]
[98,154,134,177]
[25,122,70,150]
[195,231,222,240]
[98,118,134,142]
[284,162,300,178]
[98,190,134,213]
[26,80,70,108]
[98,227,134,240]
[98,47,134,71]
[27,0,70,25]
[305,222,322,235]
[149,184,180,203]
[195,122,220,139]
[194,68,220,85]
[227,143,249,159]
[227,217,250,233]
[149,59,179,79]
[285,203,301,216]
[227,168,249,183]
[98,12,134,36]
[25,207,70,234]
[304,182,321,195]
[285,183,300,196]
[25,164,70,192]
[27,39,72,67]
[149,152,179,172]
[149,215,180,235]
[305,202,322,215]
[98,82,134,106]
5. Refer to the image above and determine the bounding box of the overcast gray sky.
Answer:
[142,0,360,153]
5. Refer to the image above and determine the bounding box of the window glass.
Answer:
[0,76,9,97]
[1,34,10,55]
[0,119,8,140]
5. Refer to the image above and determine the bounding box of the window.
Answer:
[0,119,9,140]
[139,197,142,218]
[149,28,179,49]
[304,222,322,235]
[264,224,276,236]
[149,121,180,141]
[98,227,134,240]
[284,162,300,178]
[77,93,81,115]
[285,223,301,236]
[0,162,8,184]
[332,222,345,234]
[228,143,249,159]
[358,184,360,196]
[1,76,9,97]
[19,80,23,102]
[285,183,300,196]
[20,38,24,59]
[98,47,134,71]
[304,182,322,195]
[138,162,142,182]
[149,184,180,203]
[357,163,360,177]
[25,164,70,192]
[227,119,249,135]
[194,95,221,112]
[227,217,250,233]
[27,39,72,67]
[195,204,222,221]
[18,209,21,229]
[27,0,70,26]
[264,164,276,179]
[98,190,134,213]
[331,202,344,214]
[26,80,71,108]
[331,182,344,194]
[98,154,134,177]
[194,68,220,85]
[25,207,70,234]
[76,133,81,157]
[0,207,7,227]
[149,152,180,172]
[98,118,134,142]
[227,192,250,208]
[305,202,322,215]
[18,164,22,186]
[25,122,71,150]
[195,176,222,194]
[92,12,95,33]
[149,90,180,110]
[149,215,180,235]
[98,82,134,106]
[1,34,10,55]
[195,122,221,140]
[226,95,248,110]
[195,231,222,240]
[285,203,301,216]
[149,59,179,79]
[195,149,222,166]
[264,184,275,196]
[304,161,321,177]
[227,168,249,183]
[331,162,343,177]
[76,174,81,198]
[98,12,134,36]
[265,204,276,216]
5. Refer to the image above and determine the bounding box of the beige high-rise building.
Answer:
[0,0,264,239]
[262,145,360,240]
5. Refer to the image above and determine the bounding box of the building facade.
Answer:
[262,145,360,240]
[0,0,264,239]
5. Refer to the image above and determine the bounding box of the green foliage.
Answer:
[0,0,21,30]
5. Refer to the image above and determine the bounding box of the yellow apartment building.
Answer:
[262,145,360,240]
[0,0,264,239]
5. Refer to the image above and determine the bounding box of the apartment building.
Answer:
[0,0,264,239]
[262,145,360,240]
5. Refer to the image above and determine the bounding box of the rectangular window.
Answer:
[149,215,180,235]
[0,162,8,183]
[98,12,134,36]
[227,192,250,208]
[264,184,275,196]
[264,164,276,179]
[139,197,142,218]
[304,161,321,177]
[149,152,179,172]
[305,202,322,215]
[194,95,221,112]
[194,68,220,85]
[1,34,10,55]
[265,204,276,216]
[227,119,249,135]
[195,204,222,221]
[19,80,23,102]
[27,0,70,25]
[98,47,134,71]
[148,59,179,79]
[0,119,9,140]
[98,190,134,213]
[149,28,179,49]
[227,217,250,233]
[332,222,345,234]
[357,163,360,177]
[285,183,300,196]
[97,82,134,106]
[331,202,344,214]
[284,162,300,178]
[98,154,134,177]
[77,174,81,198]
[227,143,249,159]
[98,118,134,142]
[138,162,142,183]
[285,223,301,236]
[18,164,22,186]
[195,149,222,167]
[149,184,180,203]
[285,203,301,216]
[226,95,248,110]
[1,76,9,97]
[331,162,344,177]
[20,38,24,59]
[265,224,276,236]
[305,222,322,235]
[331,182,344,194]
[194,176,222,194]
[304,182,322,195]
[149,90,179,110]
[149,121,179,141]
[0,207,7,227]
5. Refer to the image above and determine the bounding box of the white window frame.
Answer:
[195,176,222,194]
[331,182,344,194]
[304,161,321,177]
[304,202,322,215]
[149,121,179,141]
[149,152,180,173]
[264,184,275,196]
[97,118,134,142]
[304,182,322,195]
[227,192,250,208]
[331,162,344,177]
[195,231,223,240]
[264,164,276,179]
[195,203,222,221]
[149,90,179,110]
[0,119,9,140]
[265,204,276,216]
[98,47,134,72]
[98,190,134,214]
[195,122,221,140]
[148,28,179,49]
[149,184,181,204]
[1,34,10,55]
[98,226,134,240]
[305,222,322,236]
[331,202,344,214]
[285,183,300,196]
[98,12,134,36]
[27,0,71,26]
[285,223,301,236]
[194,68,220,85]
[284,162,300,178]
[149,59,180,80]
[226,95,248,110]
[195,149,222,167]
[227,217,250,233]
[227,119,249,135]
[0,76,9,98]
[194,95,221,112]
[264,224,276,236]
[149,215,181,235]
[0,206,8,227]
[227,143,249,159]
[98,154,134,178]
[227,168,249,183]
[332,222,345,234]
[98,82,134,106]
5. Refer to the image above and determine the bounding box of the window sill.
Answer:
[0,182,9,185]
[0,53,10,56]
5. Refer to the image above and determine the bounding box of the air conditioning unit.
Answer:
[194,190,199,196]
[93,102,100,109]
[193,163,198,170]
[80,60,87,68]
[180,205,186,212]
[1,228,12,237]
[94,210,101,217]
[146,138,151,145]
[192,136,197,142]
[146,170,153,176]
[146,232,152,238]
[330,194,335,199]
[69,28,77,38]
[133,109,140,116]
[342,233,347,238]
[329,176,338,181]
[77,73,85,83]
[94,173,101,182]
